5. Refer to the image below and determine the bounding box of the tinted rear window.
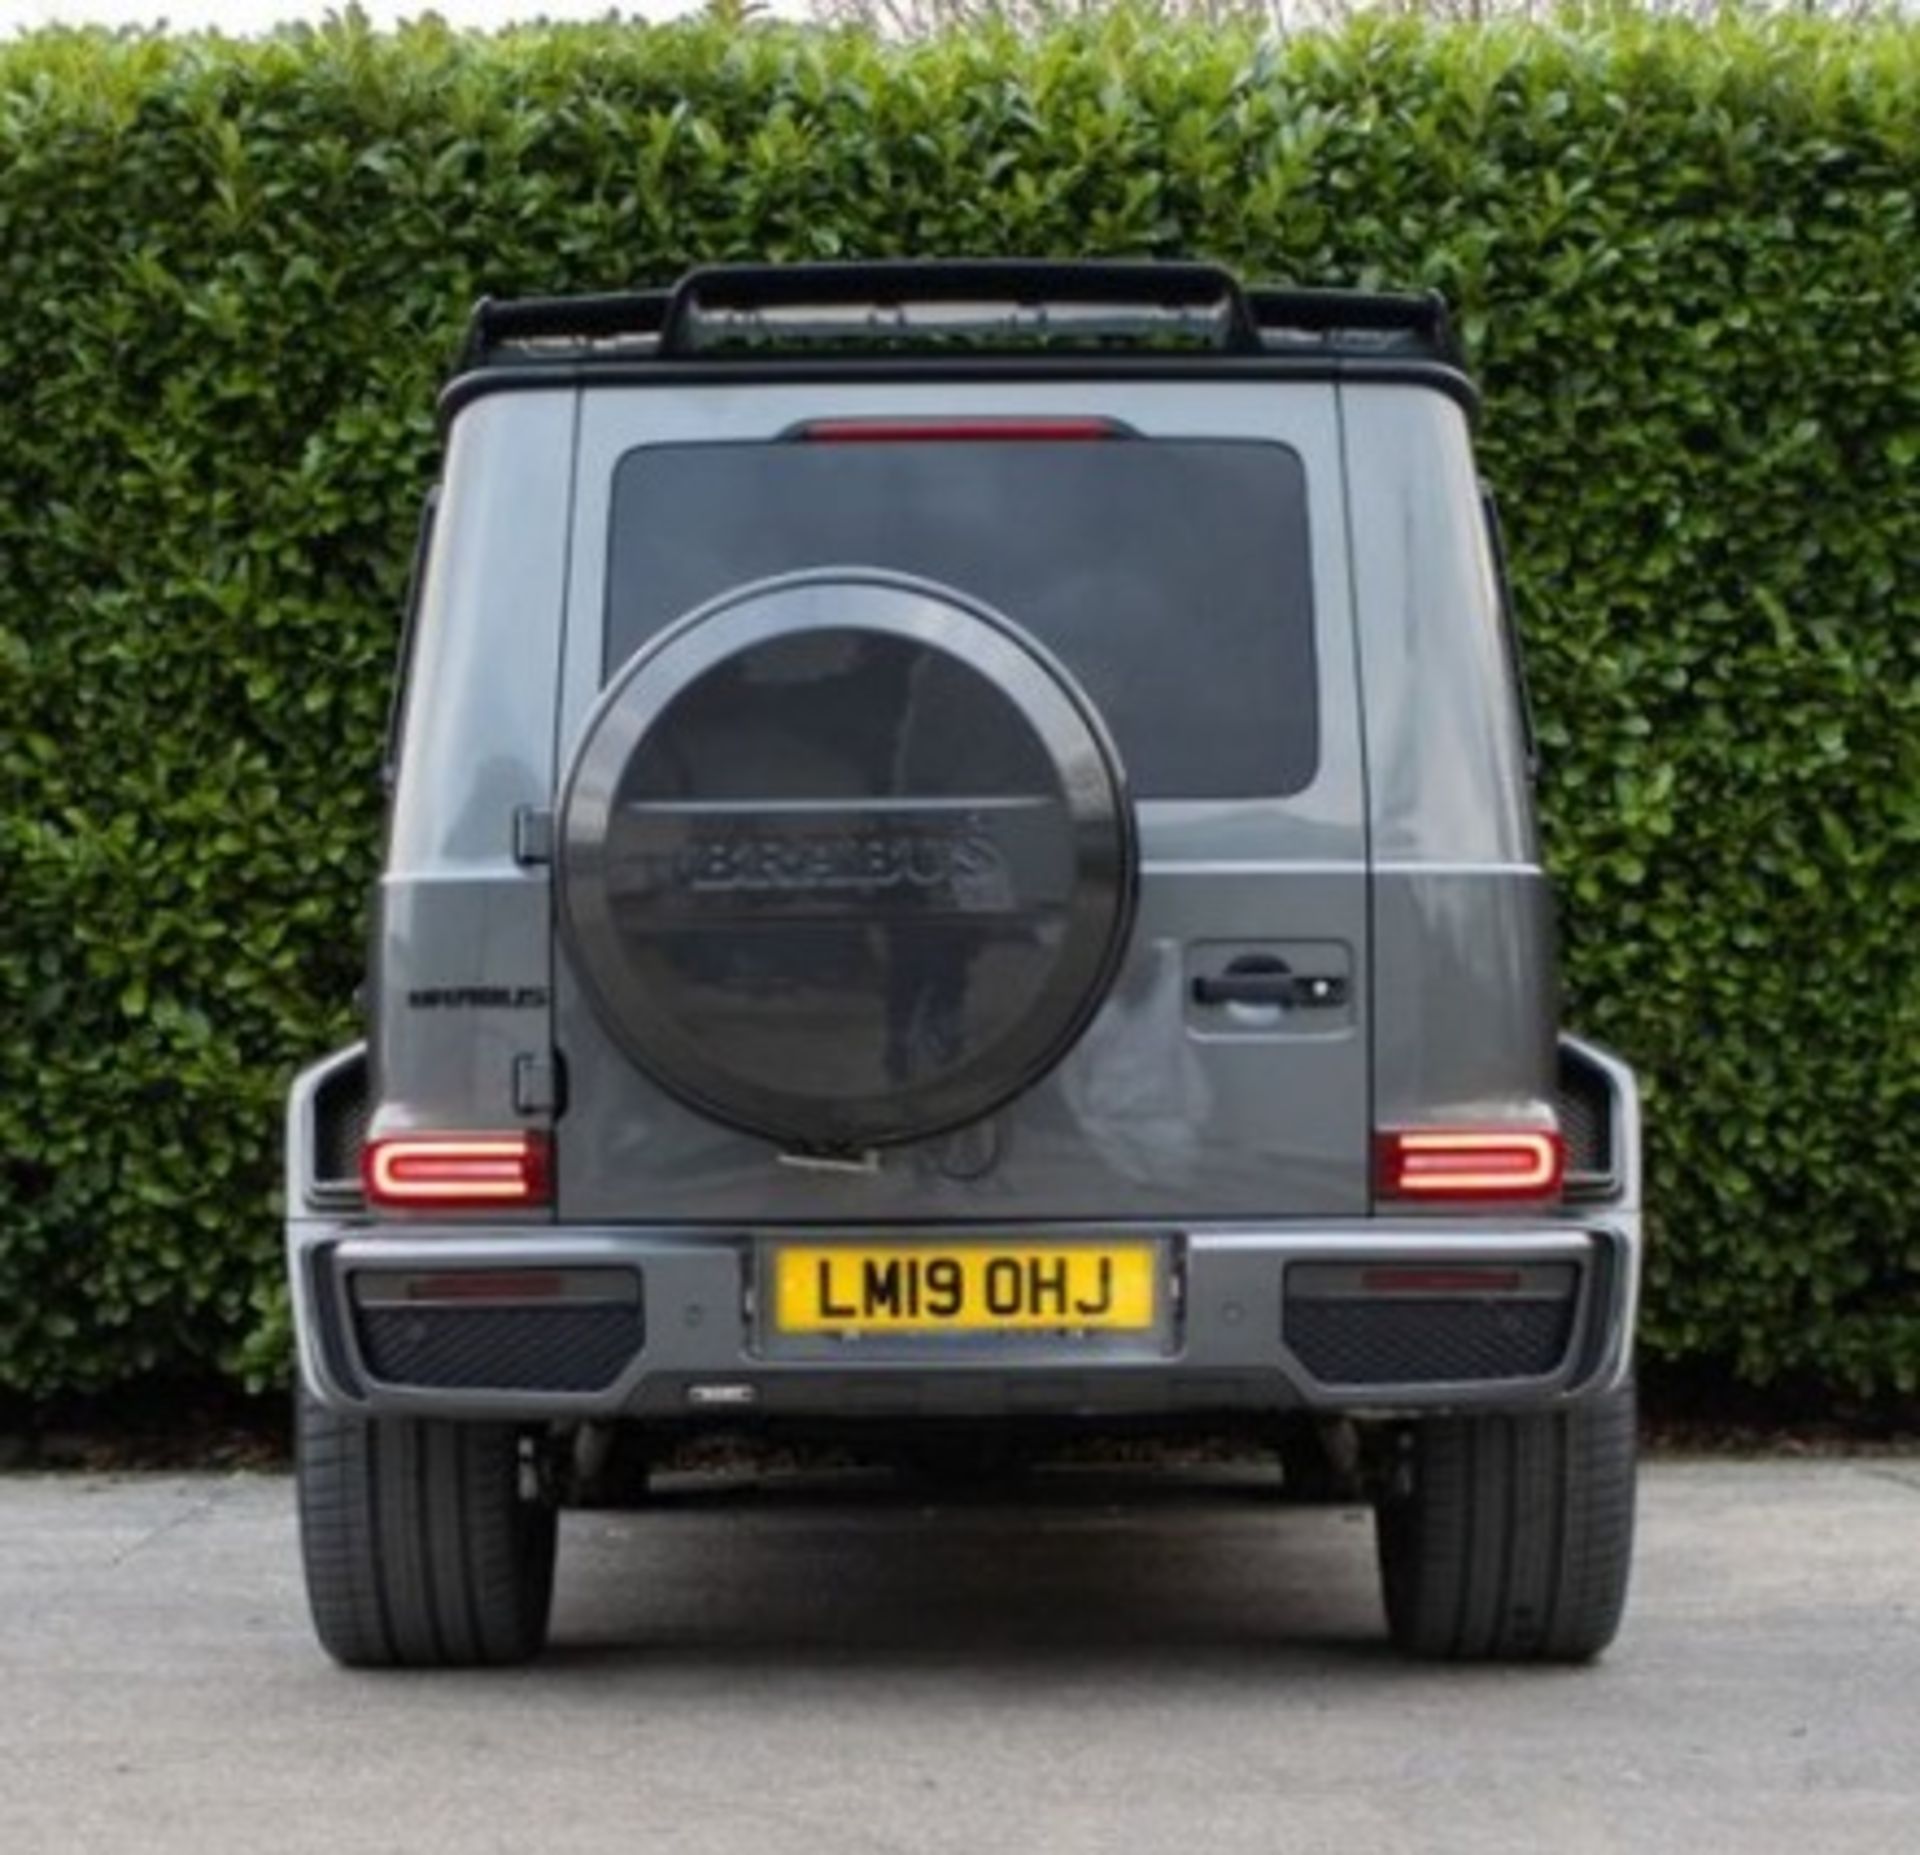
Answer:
[605,437,1316,799]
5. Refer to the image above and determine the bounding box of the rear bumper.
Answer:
[288,1218,1639,1424]
[287,1033,1642,1424]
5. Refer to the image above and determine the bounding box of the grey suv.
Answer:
[286,261,1641,1668]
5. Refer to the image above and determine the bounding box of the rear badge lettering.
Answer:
[676,820,1010,902]
[407,985,550,1010]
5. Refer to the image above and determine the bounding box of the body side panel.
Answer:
[372,391,575,1146]
[1371,869,1558,1126]
[1342,385,1559,1135]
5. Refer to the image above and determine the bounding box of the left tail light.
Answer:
[362,1132,551,1210]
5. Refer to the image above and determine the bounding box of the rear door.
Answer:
[553,380,1370,1222]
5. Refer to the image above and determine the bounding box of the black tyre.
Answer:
[296,1393,557,1669]
[1374,1381,1637,1663]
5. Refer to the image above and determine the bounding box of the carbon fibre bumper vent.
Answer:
[1284,1262,1581,1388]
[1285,1298,1576,1387]
[351,1271,643,1393]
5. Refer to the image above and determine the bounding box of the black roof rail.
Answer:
[456,261,1466,375]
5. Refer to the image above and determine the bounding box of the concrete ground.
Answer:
[0,1458,1915,1855]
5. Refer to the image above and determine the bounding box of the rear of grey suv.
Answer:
[286,262,1641,1668]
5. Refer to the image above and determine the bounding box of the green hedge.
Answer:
[1,12,1916,1400]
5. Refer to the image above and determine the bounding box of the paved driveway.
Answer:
[1,1459,1915,1854]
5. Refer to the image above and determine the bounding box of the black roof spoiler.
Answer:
[458,260,1464,373]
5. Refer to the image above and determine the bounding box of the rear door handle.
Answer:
[1191,958,1348,1010]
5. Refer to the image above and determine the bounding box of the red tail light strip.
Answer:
[794,417,1125,443]
[403,1271,568,1302]
[362,1133,551,1210]
[1376,1128,1565,1203]
[1358,1267,1527,1295]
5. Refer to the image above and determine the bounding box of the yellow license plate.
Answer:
[773,1243,1158,1335]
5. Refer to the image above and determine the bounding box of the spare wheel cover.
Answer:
[557,571,1137,1149]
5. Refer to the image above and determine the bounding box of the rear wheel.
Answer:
[296,1393,557,1668]
[1374,1381,1636,1662]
